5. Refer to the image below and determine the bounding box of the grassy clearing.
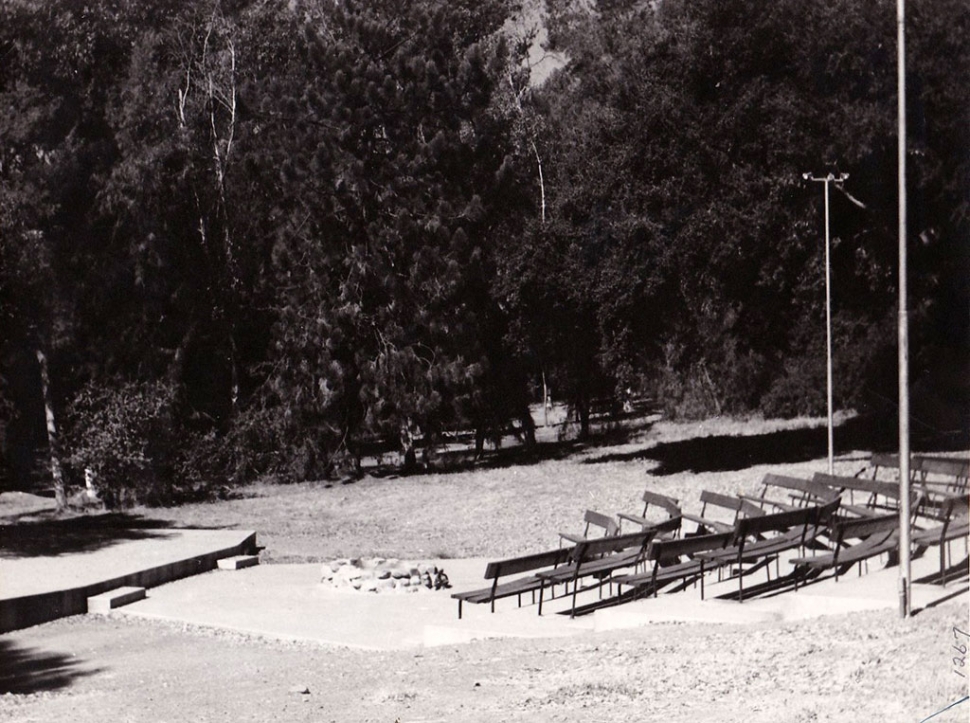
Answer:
[130,413,876,562]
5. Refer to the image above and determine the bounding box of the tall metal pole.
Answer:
[896,0,912,619]
[803,172,848,475]
[823,179,834,476]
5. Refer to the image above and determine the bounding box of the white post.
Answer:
[896,0,912,619]
[823,178,834,475]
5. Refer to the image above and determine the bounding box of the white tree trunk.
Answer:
[36,348,67,511]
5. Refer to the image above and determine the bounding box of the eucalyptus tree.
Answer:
[0,0,157,504]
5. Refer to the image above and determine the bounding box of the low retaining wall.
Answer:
[0,531,257,633]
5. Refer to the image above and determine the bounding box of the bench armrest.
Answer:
[558,532,587,545]
[617,512,650,528]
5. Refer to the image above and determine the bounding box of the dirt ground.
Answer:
[1,600,966,722]
[2,415,968,722]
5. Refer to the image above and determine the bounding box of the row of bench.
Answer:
[869,452,969,498]
[452,458,969,619]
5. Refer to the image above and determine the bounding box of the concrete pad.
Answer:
[119,558,597,650]
[0,528,257,632]
[113,546,968,651]
[3,523,965,647]
[87,586,146,613]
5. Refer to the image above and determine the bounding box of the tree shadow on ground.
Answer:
[0,512,178,559]
[363,414,661,480]
[580,414,936,475]
[0,639,101,694]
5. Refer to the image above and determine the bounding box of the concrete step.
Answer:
[217,555,260,571]
[87,586,146,613]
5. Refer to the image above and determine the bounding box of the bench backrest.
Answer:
[648,531,733,563]
[582,509,620,537]
[870,452,899,471]
[813,472,901,501]
[640,490,681,518]
[760,473,833,503]
[871,453,968,480]
[914,456,969,480]
[698,490,765,520]
[575,530,653,561]
[832,513,899,543]
[563,530,655,578]
[699,490,741,513]
[735,496,840,540]
[483,547,571,580]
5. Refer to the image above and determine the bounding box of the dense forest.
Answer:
[1,0,967,506]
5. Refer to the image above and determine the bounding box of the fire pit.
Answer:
[320,557,450,593]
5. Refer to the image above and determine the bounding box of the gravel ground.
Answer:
[0,600,966,722]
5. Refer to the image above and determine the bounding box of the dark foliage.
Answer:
[0,0,966,502]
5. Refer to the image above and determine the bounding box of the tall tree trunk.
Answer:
[541,369,549,427]
[229,328,239,417]
[36,348,66,511]
[577,392,591,440]
[518,406,537,449]
[400,418,418,474]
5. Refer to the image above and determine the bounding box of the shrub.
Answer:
[66,379,178,507]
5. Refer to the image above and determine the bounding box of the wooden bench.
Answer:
[870,453,969,498]
[617,490,682,532]
[812,472,902,516]
[613,531,734,600]
[451,547,571,618]
[739,473,833,512]
[537,528,663,617]
[911,494,970,586]
[681,490,764,534]
[914,456,969,494]
[560,509,620,546]
[790,513,900,581]
[696,497,842,602]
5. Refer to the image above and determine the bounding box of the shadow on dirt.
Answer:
[0,639,101,694]
[362,414,662,481]
[581,414,964,475]
[0,513,178,559]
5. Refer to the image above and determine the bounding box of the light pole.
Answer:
[896,0,912,619]
[803,172,849,475]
